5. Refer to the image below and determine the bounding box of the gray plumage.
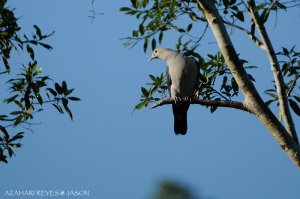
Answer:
[149,48,198,135]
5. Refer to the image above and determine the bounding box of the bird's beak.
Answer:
[149,55,156,62]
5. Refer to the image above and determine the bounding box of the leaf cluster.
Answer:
[134,50,256,113]
[0,1,80,164]
[265,46,300,116]
[120,0,205,53]
[121,1,299,115]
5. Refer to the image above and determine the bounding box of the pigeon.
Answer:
[149,48,198,135]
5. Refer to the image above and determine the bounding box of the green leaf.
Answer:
[186,24,193,32]
[2,57,10,72]
[68,97,81,101]
[275,1,287,10]
[46,88,57,96]
[223,0,229,8]
[126,10,138,15]
[158,31,163,44]
[33,25,42,39]
[0,155,8,164]
[119,7,132,12]
[139,24,145,35]
[230,0,236,6]
[132,30,139,37]
[32,85,43,105]
[210,105,218,113]
[4,94,18,104]
[177,28,185,33]
[14,116,23,126]
[0,115,8,120]
[62,98,73,120]
[141,87,149,97]
[149,75,156,81]
[39,43,53,50]
[26,45,35,60]
[282,47,289,55]
[142,0,149,8]
[232,11,244,22]
[151,38,156,51]
[289,99,300,116]
[265,91,278,99]
[244,65,258,69]
[7,146,14,157]
[64,88,74,96]
[135,101,147,110]
[52,103,63,114]
[143,37,149,53]
[8,132,24,143]
[260,8,270,24]
[10,111,22,115]
[14,100,23,109]
[231,77,239,92]
[265,99,276,106]
[0,125,9,140]
[131,0,139,9]
[62,81,68,93]
[9,143,22,148]
[189,12,197,21]
[248,74,256,82]
[55,83,63,94]
[294,96,300,103]
[253,3,267,13]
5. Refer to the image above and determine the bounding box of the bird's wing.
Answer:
[187,57,200,96]
[166,65,172,97]
[168,55,198,135]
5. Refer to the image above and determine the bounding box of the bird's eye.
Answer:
[154,50,157,53]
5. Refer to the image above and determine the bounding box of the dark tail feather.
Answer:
[172,103,190,135]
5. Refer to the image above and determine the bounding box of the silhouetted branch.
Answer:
[223,20,266,50]
[287,74,300,97]
[248,0,299,144]
[151,98,252,113]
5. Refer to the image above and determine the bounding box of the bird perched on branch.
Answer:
[149,48,198,135]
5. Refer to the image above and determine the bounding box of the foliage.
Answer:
[265,46,300,116]
[0,0,80,164]
[120,0,300,116]
[149,180,207,199]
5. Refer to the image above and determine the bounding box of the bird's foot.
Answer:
[174,96,191,104]
[174,96,182,105]
[183,96,192,102]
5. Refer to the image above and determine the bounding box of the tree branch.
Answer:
[247,0,299,145]
[287,74,300,97]
[223,20,266,50]
[151,98,252,113]
[197,0,300,168]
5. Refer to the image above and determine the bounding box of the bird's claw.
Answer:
[174,96,191,104]
[183,96,191,102]
[174,96,181,104]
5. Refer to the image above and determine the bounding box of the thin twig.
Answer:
[88,0,104,23]
[286,74,300,97]
[223,20,266,50]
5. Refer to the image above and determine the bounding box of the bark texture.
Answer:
[247,0,299,145]
[151,98,251,113]
[197,0,300,168]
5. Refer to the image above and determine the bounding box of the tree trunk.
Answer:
[197,0,300,168]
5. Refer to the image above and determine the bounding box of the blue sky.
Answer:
[1,1,300,199]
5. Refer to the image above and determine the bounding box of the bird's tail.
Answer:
[172,103,190,135]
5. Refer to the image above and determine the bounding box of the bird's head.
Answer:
[149,48,174,62]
